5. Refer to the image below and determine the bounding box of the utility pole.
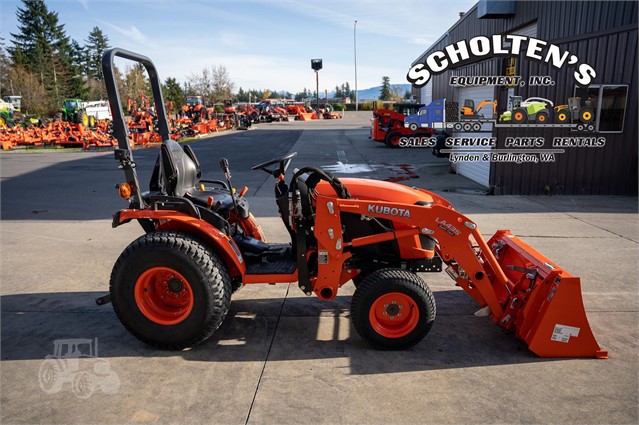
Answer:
[354,20,358,111]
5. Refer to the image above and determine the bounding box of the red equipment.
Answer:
[370,103,433,147]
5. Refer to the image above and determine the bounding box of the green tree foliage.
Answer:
[84,26,109,81]
[162,77,185,111]
[8,0,82,106]
[0,38,12,97]
[236,87,248,102]
[294,88,310,102]
[379,76,392,101]
[123,63,151,107]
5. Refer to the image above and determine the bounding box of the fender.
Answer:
[114,209,246,277]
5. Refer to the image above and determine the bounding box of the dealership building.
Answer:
[411,0,637,195]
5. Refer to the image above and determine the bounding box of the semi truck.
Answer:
[405,98,595,132]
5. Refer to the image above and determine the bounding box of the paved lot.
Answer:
[1,112,638,424]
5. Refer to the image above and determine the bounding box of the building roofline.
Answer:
[411,3,479,67]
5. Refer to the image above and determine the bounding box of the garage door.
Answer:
[454,85,496,188]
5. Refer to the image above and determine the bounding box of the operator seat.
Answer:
[152,139,235,214]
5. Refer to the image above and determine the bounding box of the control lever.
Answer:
[220,158,240,234]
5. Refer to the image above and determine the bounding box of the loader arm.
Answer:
[313,193,606,358]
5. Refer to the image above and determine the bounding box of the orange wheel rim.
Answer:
[538,114,546,122]
[134,267,193,325]
[514,112,523,121]
[369,292,419,338]
[558,113,567,121]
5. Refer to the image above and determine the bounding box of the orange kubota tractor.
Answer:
[97,48,607,358]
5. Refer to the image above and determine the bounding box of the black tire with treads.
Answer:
[109,231,231,350]
[351,268,436,350]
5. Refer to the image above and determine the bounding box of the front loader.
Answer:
[97,48,606,358]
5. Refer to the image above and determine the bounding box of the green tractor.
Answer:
[0,99,22,128]
[55,99,91,127]
[499,96,553,124]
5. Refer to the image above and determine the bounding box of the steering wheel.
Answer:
[251,152,297,177]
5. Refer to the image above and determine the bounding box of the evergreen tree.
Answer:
[9,0,80,105]
[379,76,392,101]
[162,77,185,110]
[236,87,247,102]
[342,82,352,100]
[0,38,12,97]
[84,26,110,81]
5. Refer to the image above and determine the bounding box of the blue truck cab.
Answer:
[404,99,448,131]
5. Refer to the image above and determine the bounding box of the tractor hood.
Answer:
[316,178,434,205]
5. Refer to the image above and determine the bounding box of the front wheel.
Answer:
[385,131,402,148]
[408,122,418,132]
[351,268,436,349]
[109,231,232,350]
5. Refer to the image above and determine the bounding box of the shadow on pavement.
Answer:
[0,129,300,221]
[1,291,554,374]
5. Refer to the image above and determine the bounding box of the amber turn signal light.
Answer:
[118,183,132,199]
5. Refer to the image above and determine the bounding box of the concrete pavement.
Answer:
[1,112,637,424]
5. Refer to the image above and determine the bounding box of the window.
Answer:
[575,85,628,133]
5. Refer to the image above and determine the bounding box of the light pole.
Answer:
[311,59,323,114]
[354,20,358,111]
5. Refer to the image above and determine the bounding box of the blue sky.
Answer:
[1,0,476,93]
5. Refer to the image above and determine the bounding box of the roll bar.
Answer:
[101,48,171,208]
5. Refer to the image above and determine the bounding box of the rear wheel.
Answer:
[579,107,594,123]
[351,268,436,349]
[110,231,231,350]
[76,110,89,126]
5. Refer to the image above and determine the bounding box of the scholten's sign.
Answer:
[407,35,596,87]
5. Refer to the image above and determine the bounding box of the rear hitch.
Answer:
[95,294,112,306]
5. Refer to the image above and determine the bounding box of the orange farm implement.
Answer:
[1,120,116,150]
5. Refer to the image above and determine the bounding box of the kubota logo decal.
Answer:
[367,204,411,218]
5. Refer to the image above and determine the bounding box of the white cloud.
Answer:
[97,20,157,49]
[77,0,89,11]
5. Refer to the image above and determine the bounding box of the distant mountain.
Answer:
[355,84,411,101]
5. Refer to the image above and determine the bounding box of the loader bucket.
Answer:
[485,230,607,359]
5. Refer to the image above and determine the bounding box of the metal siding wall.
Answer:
[421,1,638,195]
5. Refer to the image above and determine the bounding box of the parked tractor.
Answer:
[97,48,607,359]
[499,96,553,124]
[371,102,427,147]
[554,97,595,126]
[0,100,18,128]
[56,99,90,126]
